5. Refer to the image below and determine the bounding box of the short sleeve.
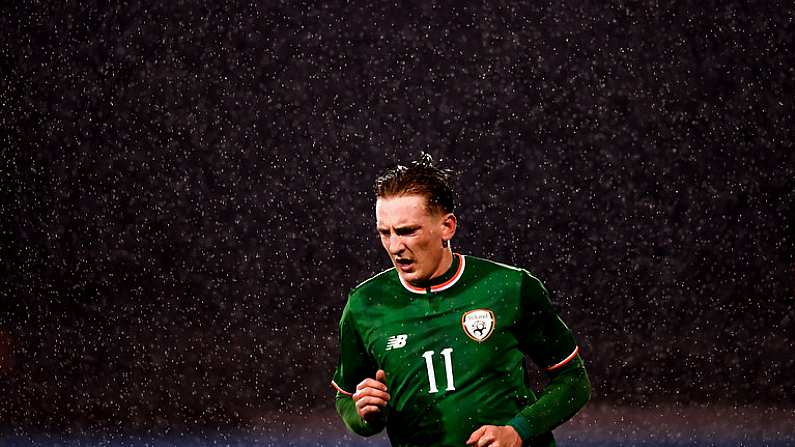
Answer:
[331,298,376,396]
[515,272,579,374]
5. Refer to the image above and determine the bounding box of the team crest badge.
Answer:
[461,309,495,342]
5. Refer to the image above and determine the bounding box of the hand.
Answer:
[466,425,522,447]
[352,369,390,421]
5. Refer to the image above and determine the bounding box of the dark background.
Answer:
[2,0,793,434]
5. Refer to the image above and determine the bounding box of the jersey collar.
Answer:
[398,253,466,294]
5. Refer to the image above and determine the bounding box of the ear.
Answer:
[440,213,457,242]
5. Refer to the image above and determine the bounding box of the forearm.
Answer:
[507,356,591,441]
[335,394,385,436]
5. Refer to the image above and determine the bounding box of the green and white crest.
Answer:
[461,309,495,342]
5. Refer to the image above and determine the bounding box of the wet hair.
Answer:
[374,153,456,214]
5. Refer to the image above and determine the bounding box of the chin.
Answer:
[403,272,427,286]
[397,270,414,281]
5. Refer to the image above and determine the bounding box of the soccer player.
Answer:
[331,154,591,447]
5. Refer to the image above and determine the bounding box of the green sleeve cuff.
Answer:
[507,415,532,442]
[335,393,385,436]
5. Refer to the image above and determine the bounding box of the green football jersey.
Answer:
[332,253,583,447]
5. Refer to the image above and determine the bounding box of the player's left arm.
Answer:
[505,272,592,444]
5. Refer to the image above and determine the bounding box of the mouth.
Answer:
[395,258,414,272]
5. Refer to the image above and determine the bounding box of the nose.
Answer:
[387,235,405,255]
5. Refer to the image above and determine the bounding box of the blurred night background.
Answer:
[2,1,794,445]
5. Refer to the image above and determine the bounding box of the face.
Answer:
[375,194,456,286]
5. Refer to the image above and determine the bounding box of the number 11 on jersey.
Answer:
[421,348,455,393]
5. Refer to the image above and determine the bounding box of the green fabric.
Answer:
[335,393,385,436]
[332,254,590,447]
[507,355,591,443]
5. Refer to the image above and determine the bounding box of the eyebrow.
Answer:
[375,224,420,234]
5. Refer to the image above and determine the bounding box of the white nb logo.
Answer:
[385,334,408,351]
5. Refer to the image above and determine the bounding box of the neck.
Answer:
[409,249,455,288]
[429,249,454,281]
[399,250,464,294]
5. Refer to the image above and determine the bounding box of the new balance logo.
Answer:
[385,334,408,351]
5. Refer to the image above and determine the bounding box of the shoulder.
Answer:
[463,254,533,281]
[341,268,399,326]
[347,267,398,305]
[463,255,549,294]
[464,254,524,272]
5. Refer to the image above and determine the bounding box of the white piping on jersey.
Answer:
[544,346,580,372]
[330,380,354,397]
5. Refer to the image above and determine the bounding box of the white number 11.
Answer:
[421,348,455,393]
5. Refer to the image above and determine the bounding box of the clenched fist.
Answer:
[352,369,390,421]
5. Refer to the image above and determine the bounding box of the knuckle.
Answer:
[361,405,380,416]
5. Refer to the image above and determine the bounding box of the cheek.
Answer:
[411,237,435,254]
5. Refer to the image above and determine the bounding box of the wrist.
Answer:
[505,425,523,447]
[506,415,531,443]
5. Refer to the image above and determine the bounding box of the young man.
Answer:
[331,154,591,447]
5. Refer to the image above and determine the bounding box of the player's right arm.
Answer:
[331,299,387,436]
[353,369,390,419]
[335,369,389,435]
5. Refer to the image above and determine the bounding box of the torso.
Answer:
[347,255,537,446]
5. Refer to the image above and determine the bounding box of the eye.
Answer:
[396,227,418,236]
